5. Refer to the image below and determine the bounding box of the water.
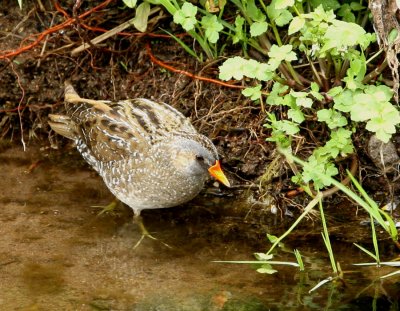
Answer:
[1,144,399,310]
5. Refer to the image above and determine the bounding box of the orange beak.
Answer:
[208,160,230,187]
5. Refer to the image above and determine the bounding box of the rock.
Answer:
[367,135,400,173]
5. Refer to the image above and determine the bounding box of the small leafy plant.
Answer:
[247,152,398,284]
[122,1,400,187]
[218,2,400,190]
[123,0,227,60]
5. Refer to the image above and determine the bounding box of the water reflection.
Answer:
[0,145,399,310]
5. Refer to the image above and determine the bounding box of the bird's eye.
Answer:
[196,155,205,162]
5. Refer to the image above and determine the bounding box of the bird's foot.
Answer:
[133,215,172,249]
[92,199,121,216]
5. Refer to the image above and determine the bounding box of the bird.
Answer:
[48,82,230,244]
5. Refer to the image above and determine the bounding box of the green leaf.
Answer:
[311,82,319,93]
[268,44,297,61]
[316,109,331,122]
[333,89,359,113]
[328,86,343,97]
[266,83,290,106]
[344,55,367,88]
[201,15,223,43]
[252,62,274,81]
[275,9,293,26]
[219,57,247,80]
[304,4,336,23]
[388,28,399,45]
[250,21,268,37]
[182,2,197,16]
[300,156,338,189]
[274,120,300,135]
[339,85,400,143]
[232,16,245,44]
[257,264,278,274]
[366,120,391,143]
[219,57,274,81]
[309,82,324,101]
[288,108,305,123]
[296,97,313,108]
[350,2,365,10]
[242,59,259,79]
[309,0,340,11]
[267,1,293,26]
[365,84,393,101]
[337,4,355,23]
[267,234,279,243]
[350,58,365,79]
[268,44,297,69]
[132,2,151,32]
[173,2,198,31]
[318,128,354,158]
[247,0,266,22]
[365,104,400,143]
[321,20,369,55]
[275,0,295,10]
[123,0,137,8]
[254,252,274,260]
[242,85,262,100]
[288,16,305,35]
[342,74,357,90]
[317,109,348,129]
[266,130,292,148]
[351,93,378,121]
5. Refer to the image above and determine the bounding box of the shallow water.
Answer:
[1,144,399,310]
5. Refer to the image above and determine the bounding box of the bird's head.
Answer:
[167,135,230,187]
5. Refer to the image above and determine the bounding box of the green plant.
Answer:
[318,199,338,274]
[123,0,152,32]
[242,151,398,284]
[123,0,228,60]
[124,0,305,60]
[280,150,398,243]
[348,172,399,264]
[218,2,400,191]
[214,233,302,275]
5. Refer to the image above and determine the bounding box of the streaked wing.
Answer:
[58,82,196,163]
[113,98,197,142]
[65,100,147,162]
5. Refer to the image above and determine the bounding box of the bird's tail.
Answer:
[48,114,77,140]
[64,81,82,103]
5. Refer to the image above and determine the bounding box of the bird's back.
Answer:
[49,83,198,166]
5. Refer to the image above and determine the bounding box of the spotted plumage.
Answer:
[48,82,229,216]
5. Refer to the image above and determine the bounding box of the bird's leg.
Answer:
[92,199,121,215]
[133,214,171,249]
[134,214,156,239]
